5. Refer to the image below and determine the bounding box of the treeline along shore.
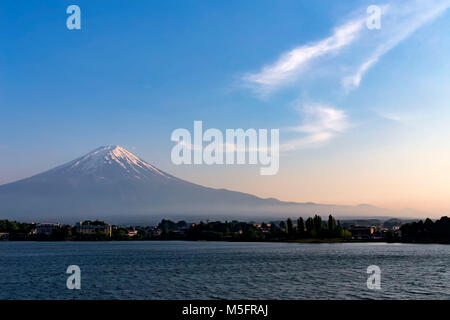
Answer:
[1,215,450,244]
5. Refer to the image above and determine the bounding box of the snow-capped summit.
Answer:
[48,145,174,180]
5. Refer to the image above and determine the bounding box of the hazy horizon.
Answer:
[0,145,440,220]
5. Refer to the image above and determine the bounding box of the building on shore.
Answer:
[127,229,138,237]
[36,222,61,236]
[75,221,112,237]
[349,225,377,240]
[150,228,162,238]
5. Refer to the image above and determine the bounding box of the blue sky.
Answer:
[1,0,450,215]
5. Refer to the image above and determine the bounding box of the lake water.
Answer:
[1,241,449,300]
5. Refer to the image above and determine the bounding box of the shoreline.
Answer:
[2,238,449,245]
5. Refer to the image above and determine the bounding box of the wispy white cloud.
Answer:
[342,55,379,92]
[374,109,418,124]
[243,0,450,95]
[378,112,404,122]
[281,103,348,151]
[343,0,450,91]
[243,18,365,95]
[174,105,348,153]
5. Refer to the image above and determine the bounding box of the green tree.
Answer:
[305,218,314,236]
[328,215,336,236]
[297,217,305,238]
[287,218,293,237]
[313,215,323,237]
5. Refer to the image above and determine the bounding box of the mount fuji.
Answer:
[0,146,423,223]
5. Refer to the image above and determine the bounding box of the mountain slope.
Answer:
[0,146,426,223]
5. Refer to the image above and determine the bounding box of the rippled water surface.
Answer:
[1,241,449,299]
